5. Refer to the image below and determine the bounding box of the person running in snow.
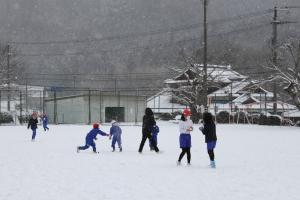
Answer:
[42,113,49,132]
[27,112,39,141]
[149,125,159,151]
[138,108,159,153]
[109,120,122,152]
[199,112,217,168]
[77,123,109,153]
[177,109,193,165]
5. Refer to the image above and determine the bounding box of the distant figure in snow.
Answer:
[199,112,217,168]
[109,120,122,152]
[77,123,109,153]
[149,125,159,151]
[42,113,49,132]
[177,109,193,165]
[27,112,39,141]
[138,108,159,153]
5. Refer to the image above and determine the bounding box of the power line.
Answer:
[9,9,272,46]
[16,22,270,58]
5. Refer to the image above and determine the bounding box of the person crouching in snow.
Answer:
[42,113,49,132]
[77,123,109,153]
[109,120,122,152]
[199,112,217,168]
[177,109,193,165]
[27,112,38,141]
[149,125,159,151]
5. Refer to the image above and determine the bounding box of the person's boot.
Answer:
[119,147,122,152]
[112,147,115,152]
[210,161,216,168]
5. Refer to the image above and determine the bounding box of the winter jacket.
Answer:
[201,122,217,143]
[42,116,48,125]
[86,128,107,143]
[179,119,193,134]
[28,118,38,130]
[110,124,122,138]
[151,125,159,137]
[142,115,156,134]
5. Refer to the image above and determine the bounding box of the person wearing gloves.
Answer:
[177,109,193,165]
[199,112,217,168]
[77,123,109,153]
[109,120,122,152]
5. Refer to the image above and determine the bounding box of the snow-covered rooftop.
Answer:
[165,64,247,85]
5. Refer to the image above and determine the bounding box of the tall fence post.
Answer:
[20,91,22,124]
[158,94,160,113]
[39,91,42,114]
[118,91,121,107]
[0,90,1,113]
[42,89,45,114]
[88,89,91,125]
[135,89,139,124]
[99,90,102,123]
[54,90,57,124]
[264,93,267,113]
[25,78,28,113]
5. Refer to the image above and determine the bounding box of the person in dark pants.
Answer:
[199,112,217,168]
[138,108,159,153]
[177,109,193,165]
[27,113,38,141]
[77,123,109,153]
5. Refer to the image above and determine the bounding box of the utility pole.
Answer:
[7,44,11,112]
[271,6,298,114]
[271,6,279,114]
[200,0,208,111]
[25,74,28,112]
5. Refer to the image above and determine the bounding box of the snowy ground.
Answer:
[0,123,299,200]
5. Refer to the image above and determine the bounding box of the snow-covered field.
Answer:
[0,123,299,200]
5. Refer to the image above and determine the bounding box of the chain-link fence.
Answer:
[0,87,157,125]
[147,91,298,124]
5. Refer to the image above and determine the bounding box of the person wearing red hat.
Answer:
[77,123,109,153]
[177,109,193,165]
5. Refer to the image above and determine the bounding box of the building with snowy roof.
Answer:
[147,64,297,115]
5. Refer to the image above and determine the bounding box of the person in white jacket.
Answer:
[177,109,193,165]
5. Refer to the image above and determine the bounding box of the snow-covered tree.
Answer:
[166,49,229,123]
[267,40,300,110]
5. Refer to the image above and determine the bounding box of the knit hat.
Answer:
[93,123,99,129]
[183,108,191,117]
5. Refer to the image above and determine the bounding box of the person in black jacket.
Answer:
[28,113,39,141]
[199,112,217,168]
[138,108,159,153]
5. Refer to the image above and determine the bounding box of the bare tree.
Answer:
[0,43,26,111]
[166,48,227,122]
[267,40,300,110]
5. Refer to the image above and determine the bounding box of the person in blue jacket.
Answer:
[109,120,122,152]
[199,112,217,168]
[27,112,38,141]
[149,125,159,151]
[77,123,109,153]
[42,113,49,132]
